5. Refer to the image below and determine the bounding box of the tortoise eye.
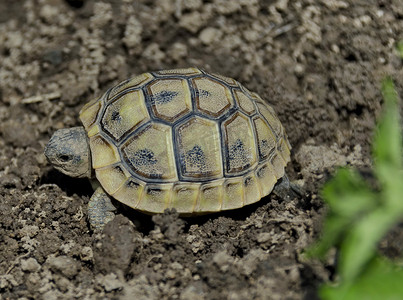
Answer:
[59,155,70,162]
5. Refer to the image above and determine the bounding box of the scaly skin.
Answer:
[87,186,116,231]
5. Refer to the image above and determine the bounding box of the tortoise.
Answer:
[45,67,292,229]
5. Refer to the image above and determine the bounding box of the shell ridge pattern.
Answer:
[186,77,198,113]
[171,120,183,182]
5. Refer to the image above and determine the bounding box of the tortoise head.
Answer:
[45,127,92,178]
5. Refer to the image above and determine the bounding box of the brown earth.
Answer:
[0,0,402,299]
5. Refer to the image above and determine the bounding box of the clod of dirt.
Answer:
[296,142,364,180]
[96,273,124,292]
[0,119,39,148]
[151,209,186,241]
[20,258,41,273]
[93,215,140,274]
[46,256,80,279]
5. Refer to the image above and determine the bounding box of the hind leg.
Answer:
[272,174,303,200]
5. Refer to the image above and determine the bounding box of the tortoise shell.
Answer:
[79,67,291,214]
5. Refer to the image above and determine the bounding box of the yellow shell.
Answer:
[79,67,291,214]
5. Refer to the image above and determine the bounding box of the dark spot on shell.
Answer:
[114,165,124,173]
[111,111,121,121]
[130,149,158,167]
[257,166,267,178]
[185,145,207,172]
[147,188,162,194]
[229,139,250,167]
[127,180,139,188]
[198,89,210,98]
[151,90,179,104]
[244,176,252,186]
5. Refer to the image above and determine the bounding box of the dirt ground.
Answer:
[0,0,402,299]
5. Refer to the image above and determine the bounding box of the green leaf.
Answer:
[397,40,403,59]
[373,78,401,185]
[322,168,376,217]
[310,78,403,299]
[338,208,398,282]
[307,169,376,259]
[320,257,403,300]
[306,214,351,258]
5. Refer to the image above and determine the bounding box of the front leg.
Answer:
[88,186,116,231]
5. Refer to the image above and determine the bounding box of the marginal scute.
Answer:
[271,154,287,179]
[113,177,145,209]
[222,178,244,210]
[89,135,120,169]
[108,73,153,99]
[102,90,149,141]
[155,68,202,76]
[171,183,200,213]
[80,100,101,130]
[96,164,129,195]
[122,123,177,181]
[196,180,223,212]
[278,138,291,162]
[255,163,277,196]
[257,102,283,138]
[87,124,100,137]
[176,116,222,180]
[234,89,256,115]
[147,78,192,122]
[136,184,172,213]
[223,112,257,174]
[243,174,261,205]
[193,77,233,118]
[210,73,238,87]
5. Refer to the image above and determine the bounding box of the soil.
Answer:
[0,0,402,299]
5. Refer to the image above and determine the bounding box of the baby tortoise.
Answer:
[45,67,294,230]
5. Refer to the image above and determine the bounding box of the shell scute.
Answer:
[256,102,283,139]
[155,68,202,76]
[113,177,144,208]
[175,116,223,180]
[136,184,173,213]
[96,164,129,195]
[89,135,120,169]
[252,116,277,161]
[121,123,177,181]
[192,77,234,118]
[108,73,153,100]
[171,183,200,213]
[234,89,256,115]
[223,112,257,175]
[101,90,149,142]
[147,78,192,123]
